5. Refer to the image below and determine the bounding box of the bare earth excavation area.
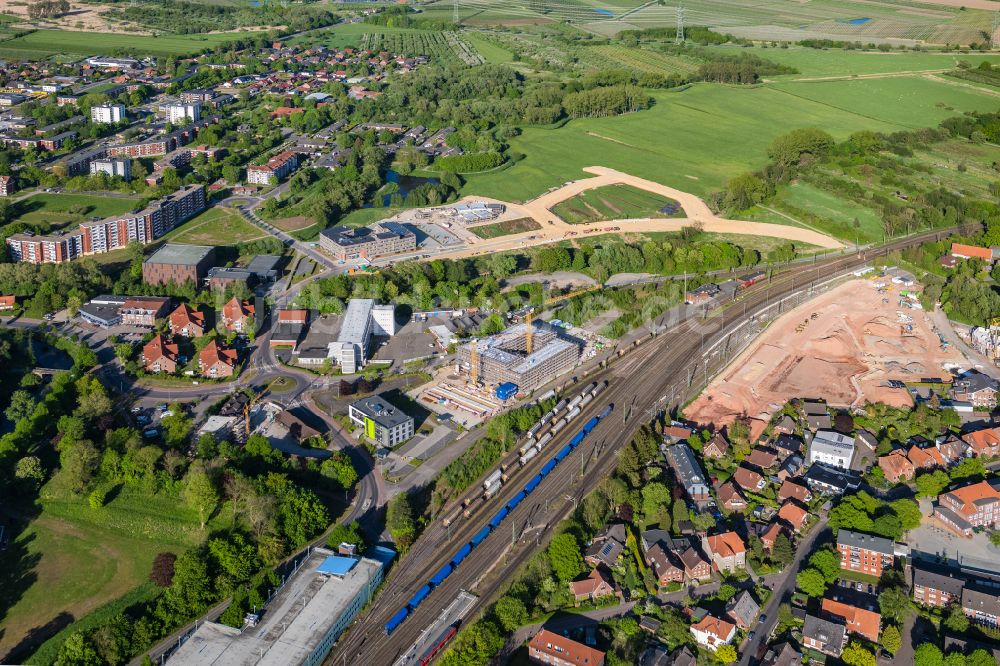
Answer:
[686,278,967,431]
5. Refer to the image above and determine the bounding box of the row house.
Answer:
[962,587,1000,628]
[912,566,966,608]
[121,296,171,327]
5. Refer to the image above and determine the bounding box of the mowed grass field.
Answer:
[12,193,144,231]
[741,46,1000,79]
[0,29,248,57]
[166,207,266,245]
[0,483,231,661]
[462,76,1000,203]
[551,184,683,224]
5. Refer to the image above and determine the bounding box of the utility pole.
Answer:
[676,3,685,44]
[453,0,460,24]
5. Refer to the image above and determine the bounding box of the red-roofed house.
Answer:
[690,614,736,648]
[717,481,747,512]
[199,339,238,378]
[0,295,15,310]
[820,598,881,642]
[702,531,746,573]
[778,501,809,532]
[908,445,946,470]
[528,629,605,666]
[761,522,784,551]
[951,243,994,262]
[733,466,766,493]
[778,479,812,504]
[168,303,205,337]
[569,567,620,604]
[143,334,178,374]
[221,297,255,332]
[962,427,1000,458]
[879,450,915,484]
[703,433,729,459]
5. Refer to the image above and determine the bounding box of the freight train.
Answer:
[384,402,614,636]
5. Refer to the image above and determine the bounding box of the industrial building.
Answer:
[455,319,582,392]
[319,221,416,261]
[349,394,415,447]
[142,243,216,286]
[327,298,397,373]
[168,547,394,666]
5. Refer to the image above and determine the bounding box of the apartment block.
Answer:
[246,150,299,185]
[89,158,131,180]
[91,104,125,124]
[319,221,416,261]
[836,529,895,577]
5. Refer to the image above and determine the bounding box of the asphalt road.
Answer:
[327,227,956,666]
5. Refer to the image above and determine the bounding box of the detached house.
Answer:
[778,479,812,504]
[962,427,1000,459]
[733,466,766,493]
[168,303,205,337]
[951,371,999,409]
[142,334,178,374]
[702,531,746,573]
[679,546,712,582]
[690,615,736,649]
[777,501,809,532]
[717,481,747,512]
[585,524,626,569]
[746,447,779,470]
[803,614,847,657]
[702,433,729,459]
[878,450,915,484]
[199,339,238,378]
[569,567,620,604]
[726,591,760,630]
[761,522,784,551]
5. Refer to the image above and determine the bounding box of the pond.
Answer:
[367,170,440,208]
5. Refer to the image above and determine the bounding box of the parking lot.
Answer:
[905,505,1000,570]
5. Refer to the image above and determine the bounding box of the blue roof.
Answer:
[370,545,397,566]
[316,555,357,577]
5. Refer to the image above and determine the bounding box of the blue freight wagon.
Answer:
[524,474,542,493]
[430,564,453,587]
[569,431,586,448]
[540,459,557,477]
[451,543,473,567]
[507,490,526,511]
[495,382,518,401]
[597,405,613,420]
[489,506,509,528]
[554,444,572,462]
[385,607,409,635]
[582,416,600,434]
[471,525,492,546]
[408,584,431,610]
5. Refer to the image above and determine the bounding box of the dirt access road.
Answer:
[376,166,843,265]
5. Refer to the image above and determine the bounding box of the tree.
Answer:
[881,624,901,655]
[320,452,359,490]
[717,583,737,602]
[889,498,922,532]
[56,632,102,666]
[326,521,365,551]
[386,492,416,551]
[943,603,969,633]
[841,641,876,666]
[772,533,794,566]
[61,440,100,494]
[548,533,584,583]
[182,461,218,529]
[913,644,943,666]
[915,469,950,498]
[641,482,671,526]
[949,457,985,483]
[5,389,36,423]
[795,568,828,597]
[768,128,834,166]
[493,595,528,632]
[878,586,912,623]
[14,455,44,489]
[150,552,177,587]
[807,547,841,582]
[715,644,737,663]
[966,649,997,666]
[656,608,694,649]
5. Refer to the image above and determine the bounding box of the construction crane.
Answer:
[244,377,283,437]
[525,308,534,354]
[470,338,479,385]
[543,285,600,307]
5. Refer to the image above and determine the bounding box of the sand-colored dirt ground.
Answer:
[686,278,967,431]
[0,1,130,33]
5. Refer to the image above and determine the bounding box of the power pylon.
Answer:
[453,0,460,24]
[676,3,685,44]
[992,11,999,50]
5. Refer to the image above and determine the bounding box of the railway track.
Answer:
[327,228,955,666]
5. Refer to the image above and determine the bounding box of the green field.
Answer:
[0,483,231,661]
[462,77,1000,204]
[740,46,1000,79]
[166,207,266,246]
[464,32,515,64]
[298,22,430,49]
[469,216,541,238]
[748,181,885,244]
[551,184,683,224]
[12,193,144,232]
[0,29,249,57]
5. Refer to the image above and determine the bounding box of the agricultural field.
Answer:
[468,216,541,238]
[0,482,231,661]
[736,46,1000,79]
[463,31,515,63]
[359,30,485,65]
[581,44,700,75]
[551,184,684,224]
[10,193,144,232]
[0,28,249,58]
[461,76,999,204]
[165,207,266,246]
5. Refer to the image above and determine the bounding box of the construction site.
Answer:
[686,277,968,434]
[455,314,583,393]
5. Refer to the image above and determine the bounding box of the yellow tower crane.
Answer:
[525,308,534,355]
[470,338,479,385]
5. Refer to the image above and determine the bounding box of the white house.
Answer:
[808,429,855,469]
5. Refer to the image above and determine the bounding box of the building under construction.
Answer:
[456,319,582,392]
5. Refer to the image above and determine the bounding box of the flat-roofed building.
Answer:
[348,394,414,447]
[455,320,582,392]
[91,104,125,124]
[89,157,131,180]
[809,429,855,469]
[143,243,216,286]
[319,221,416,261]
[327,299,397,373]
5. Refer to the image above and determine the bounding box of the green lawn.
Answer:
[551,184,683,224]
[166,207,267,246]
[461,77,1000,204]
[464,32,514,63]
[11,193,144,232]
[0,483,231,661]
[0,29,248,57]
[748,181,885,244]
[469,216,541,238]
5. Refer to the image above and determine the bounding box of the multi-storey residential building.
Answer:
[912,566,966,608]
[528,629,605,666]
[142,334,178,373]
[169,303,205,337]
[91,104,125,124]
[962,587,1000,628]
[702,532,746,573]
[808,429,856,469]
[165,102,201,123]
[89,158,131,180]
[836,529,895,577]
[348,394,414,448]
[936,481,1000,536]
[6,230,84,264]
[319,221,416,261]
[199,339,238,378]
[962,427,1000,458]
[246,150,299,185]
[221,297,254,332]
[121,296,171,327]
[0,174,14,196]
